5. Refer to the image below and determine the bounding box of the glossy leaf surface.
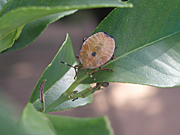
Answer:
[30,34,92,111]
[1,10,77,53]
[32,0,180,112]
[45,114,113,135]
[76,0,180,87]
[0,0,6,11]
[19,103,57,135]
[19,103,113,135]
[0,0,132,53]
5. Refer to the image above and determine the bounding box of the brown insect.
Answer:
[60,32,116,80]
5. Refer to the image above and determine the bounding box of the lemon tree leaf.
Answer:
[0,0,132,53]
[30,34,92,111]
[77,0,180,88]
[19,103,113,135]
[45,114,113,135]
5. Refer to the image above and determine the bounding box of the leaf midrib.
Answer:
[77,30,180,83]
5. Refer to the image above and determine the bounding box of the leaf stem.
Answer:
[45,81,105,113]
[45,94,69,113]
[45,80,79,112]
[65,79,79,93]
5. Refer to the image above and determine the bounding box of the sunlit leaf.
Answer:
[30,34,92,112]
[19,103,57,135]
[0,0,132,52]
[46,114,113,135]
[77,0,180,87]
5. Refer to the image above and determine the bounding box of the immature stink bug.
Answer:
[60,32,116,80]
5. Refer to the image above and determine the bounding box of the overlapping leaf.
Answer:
[76,0,180,87]
[19,103,113,135]
[30,34,92,111]
[19,103,57,135]
[1,10,76,53]
[45,114,113,135]
[32,0,180,113]
[0,0,132,53]
[0,0,6,11]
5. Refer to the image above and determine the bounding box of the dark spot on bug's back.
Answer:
[92,52,96,57]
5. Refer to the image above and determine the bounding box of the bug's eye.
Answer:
[91,52,96,57]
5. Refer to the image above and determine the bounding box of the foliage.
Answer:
[0,0,180,134]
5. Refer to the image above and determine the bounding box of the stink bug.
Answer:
[60,32,116,80]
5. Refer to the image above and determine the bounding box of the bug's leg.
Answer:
[111,54,115,60]
[60,61,82,79]
[110,46,117,60]
[92,69,97,75]
[90,69,97,80]
[96,82,109,90]
[73,67,78,79]
[101,82,109,87]
[83,68,89,75]
[83,38,87,42]
[72,97,78,101]
[73,64,82,79]
[83,68,96,80]
[99,67,113,72]
[76,55,79,59]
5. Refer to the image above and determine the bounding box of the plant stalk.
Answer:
[45,80,79,112]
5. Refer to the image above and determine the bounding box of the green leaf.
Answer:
[0,93,27,135]
[30,34,92,112]
[19,103,113,135]
[1,10,77,53]
[0,0,132,53]
[0,29,17,52]
[18,103,57,135]
[0,0,7,11]
[45,114,113,135]
[76,0,180,87]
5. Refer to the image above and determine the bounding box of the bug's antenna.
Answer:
[60,61,74,68]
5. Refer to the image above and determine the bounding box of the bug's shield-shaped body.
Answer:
[79,32,116,69]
